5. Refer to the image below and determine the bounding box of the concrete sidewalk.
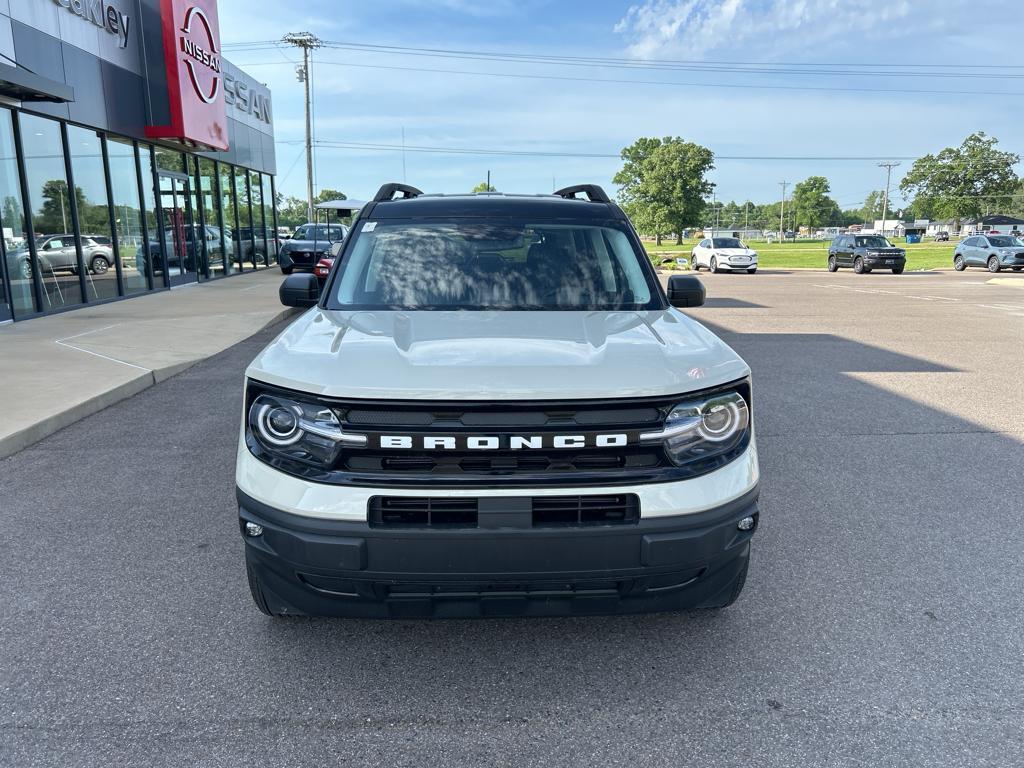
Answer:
[0,271,295,458]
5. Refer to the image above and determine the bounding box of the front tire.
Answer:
[988,256,1001,273]
[954,254,966,271]
[747,268,757,274]
[90,256,109,275]
[892,266,904,274]
[853,256,865,274]
[827,255,838,272]
[710,257,720,274]
[691,252,700,271]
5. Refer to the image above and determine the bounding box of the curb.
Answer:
[0,307,298,460]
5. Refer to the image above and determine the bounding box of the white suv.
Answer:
[691,237,758,273]
[236,183,760,618]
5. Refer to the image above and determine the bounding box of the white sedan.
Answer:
[691,237,758,273]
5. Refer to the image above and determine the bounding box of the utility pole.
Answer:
[283,32,322,222]
[878,162,900,236]
[486,170,491,191]
[779,181,788,241]
[744,201,749,236]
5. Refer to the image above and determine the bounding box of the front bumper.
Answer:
[238,485,759,618]
[717,260,757,270]
[864,254,906,268]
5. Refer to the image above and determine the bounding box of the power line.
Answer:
[223,39,1024,74]
[234,58,1024,99]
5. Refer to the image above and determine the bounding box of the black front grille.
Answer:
[288,251,316,265]
[532,495,639,526]
[368,495,640,529]
[369,497,478,528]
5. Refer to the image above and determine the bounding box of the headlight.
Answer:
[640,388,750,469]
[247,390,366,468]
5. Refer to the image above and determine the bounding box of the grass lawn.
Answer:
[645,238,957,271]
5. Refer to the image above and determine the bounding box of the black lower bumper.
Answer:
[237,487,759,618]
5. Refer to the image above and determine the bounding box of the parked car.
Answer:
[953,234,1024,273]
[139,224,232,275]
[690,237,758,273]
[934,232,950,242]
[278,223,348,274]
[6,234,114,278]
[827,234,906,274]
[241,182,759,618]
[235,227,279,263]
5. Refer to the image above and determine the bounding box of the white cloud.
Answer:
[614,0,985,59]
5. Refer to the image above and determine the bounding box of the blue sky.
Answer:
[220,0,1021,215]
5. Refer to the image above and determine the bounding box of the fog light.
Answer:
[245,522,264,537]
[737,516,756,531]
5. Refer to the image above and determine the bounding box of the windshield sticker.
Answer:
[363,222,377,232]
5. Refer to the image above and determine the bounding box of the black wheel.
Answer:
[747,268,757,274]
[280,265,294,275]
[710,256,719,273]
[853,256,865,274]
[892,266,904,274]
[89,255,109,275]
[709,558,749,609]
[953,254,966,271]
[19,260,32,280]
[987,256,1001,273]
[827,255,838,272]
[691,252,699,271]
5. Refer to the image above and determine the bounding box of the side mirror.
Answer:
[279,273,320,308]
[667,275,705,308]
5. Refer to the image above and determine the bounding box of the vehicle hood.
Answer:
[282,239,338,251]
[713,248,756,256]
[247,309,750,400]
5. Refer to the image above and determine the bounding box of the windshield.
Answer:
[711,238,743,249]
[327,219,660,311]
[294,225,346,241]
[988,236,1018,247]
[856,236,891,248]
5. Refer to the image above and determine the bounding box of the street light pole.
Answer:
[878,162,900,236]
[779,181,788,241]
[283,33,322,223]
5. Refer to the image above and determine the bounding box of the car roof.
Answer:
[365,192,623,221]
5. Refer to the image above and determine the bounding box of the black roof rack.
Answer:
[553,184,611,204]
[372,183,424,202]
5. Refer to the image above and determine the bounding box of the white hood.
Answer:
[714,248,756,256]
[246,309,750,400]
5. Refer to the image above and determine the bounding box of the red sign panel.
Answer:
[146,0,229,151]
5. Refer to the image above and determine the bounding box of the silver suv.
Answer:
[953,235,1024,273]
[7,234,114,278]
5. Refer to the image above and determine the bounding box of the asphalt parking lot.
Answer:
[2,270,1023,767]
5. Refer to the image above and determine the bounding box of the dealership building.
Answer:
[0,0,277,322]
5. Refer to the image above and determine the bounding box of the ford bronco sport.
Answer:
[236,183,760,618]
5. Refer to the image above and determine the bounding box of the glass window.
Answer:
[268,175,279,264]
[218,162,237,274]
[198,158,226,277]
[20,114,83,310]
[155,147,184,175]
[107,138,147,295]
[0,108,31,318]
[711,238,743,249]
[249,170,265,267]
[329,220,658,311]
[67,125,117,301]
[137,145,162,288]
[234,167,254,268]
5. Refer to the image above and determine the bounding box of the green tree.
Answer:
[790,176,840,231]
[277,189,348,228]
[472,181,496,192]
[899,132,1019,227]
[33,180,83,234]
[614,136,715,245]
[859,191,896,223]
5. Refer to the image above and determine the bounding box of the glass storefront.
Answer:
[20,114,84,311]
[67,125,118,301]
[107,137,149,295]
[0,110,277,322]
[0,108,30,319]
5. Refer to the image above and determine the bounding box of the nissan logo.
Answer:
[179,6,221,104]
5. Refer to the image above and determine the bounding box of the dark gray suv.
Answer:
[828,234,906,274]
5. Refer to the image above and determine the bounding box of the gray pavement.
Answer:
[0,270,292,458]
[1,270,1023,767]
